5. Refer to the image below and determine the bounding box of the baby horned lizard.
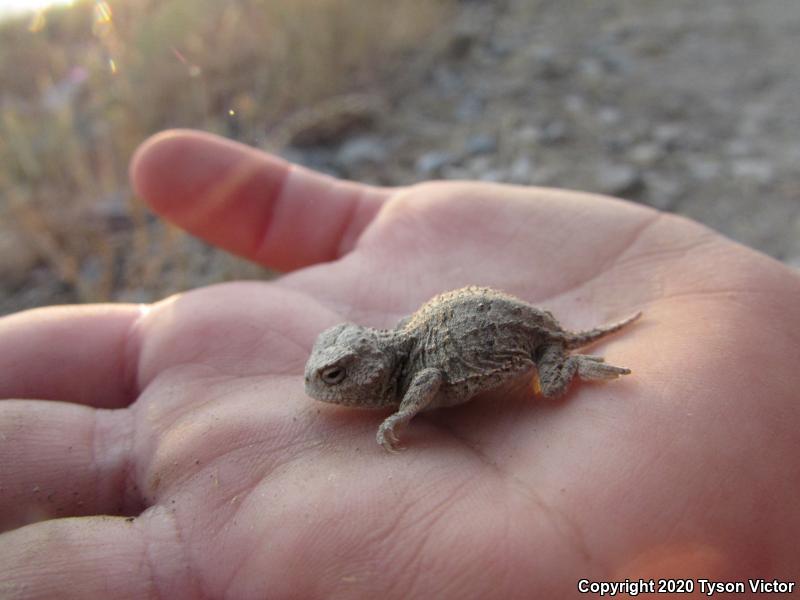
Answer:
[304,286,640,451]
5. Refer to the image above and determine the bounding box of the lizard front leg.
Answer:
[377,368,443,452]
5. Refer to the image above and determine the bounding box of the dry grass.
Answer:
[0,0,453,312]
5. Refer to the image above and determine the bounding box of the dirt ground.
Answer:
[305,0,800,265]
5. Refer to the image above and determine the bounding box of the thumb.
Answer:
[129,129,391,271]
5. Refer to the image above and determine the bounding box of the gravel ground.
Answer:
[299,0,800,266]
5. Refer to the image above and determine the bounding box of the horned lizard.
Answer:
[304,286,640,451]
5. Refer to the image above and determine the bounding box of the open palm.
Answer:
[1,131,798,599]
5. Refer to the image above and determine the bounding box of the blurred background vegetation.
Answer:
[2,0,799,316]
[0,0,453,313]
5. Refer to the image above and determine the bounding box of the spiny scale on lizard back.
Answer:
[400,286,558,333]
[399,287,563,388]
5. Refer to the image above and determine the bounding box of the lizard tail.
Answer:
[564,311,642,350]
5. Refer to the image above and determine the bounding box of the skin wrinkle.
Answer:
[388,534,431,600]
[218,547,249,599]
[355,489,417,556]
[405,473,473,534]
[433,418,598,570]
[390,489,458,599]
[87,408,143,517]
[143,529,165,600]
[217,459,360,599]
[614,233,718,268]
[219,534,257,600]
[340,287,409,328]
[251,160,290,263]
[137,369,231,439]
[122,305,148,404]
[179,433,329,507]
[497,502,516,598]
[272,280,361,336]
[338,495,426,600]
[659,287,778,302]
[150,449,252,519]
[356,186,419,245]
[533,212,662,307]
[136,388,225,501]
[494,204,549,271]
[118,309,148,512]
[270,460,466,597]
[89,406,100,515]
[119,515,161,600]
[257,327,317,377]
[115,407,142,515]
[198,440,347,596]
[347,259,389,326]
[333,181,379,261]
[145,507,207,600]
[214,478,293,599]
[178,150,271,242]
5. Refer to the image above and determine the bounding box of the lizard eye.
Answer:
[321,366,346,385]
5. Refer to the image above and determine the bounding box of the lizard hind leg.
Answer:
[536,345,630,398]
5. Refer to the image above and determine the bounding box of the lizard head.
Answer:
[304,323,395,407]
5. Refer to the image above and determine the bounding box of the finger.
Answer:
[0,400,140,533]
[0,304,143,407]
[130,129,392,271]
[0,513,193,599]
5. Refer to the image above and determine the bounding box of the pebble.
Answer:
[87,190,132,232]
[454,95,485,121]
[530,45,567,79]
[415,151,454,177]
[652,123,685,148]
[508,155,534,184]
[336,135,388,168]
[464,133,498,156]
[448,31,478,60]
[597,107,622,126]
[78,255,105,290]
[0,230,39,290]
[465,155,492,176]
[578,57,606,81]
[514,125,539,144]
[594,163,642,196]
[642,172,685,210]
[730,159,775,185]
[529,165,560,185]
[114,288,153,303]
[564,95,586,114]
[286,146,342,177]
[687,158,721,181]
[538,121,567,144]
[725,138,754,157]
[628,142,664,166]
[441,165,472,180]
[478,169,505,182]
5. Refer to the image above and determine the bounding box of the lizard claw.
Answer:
[377,418,406,452]
[583,355,605,363]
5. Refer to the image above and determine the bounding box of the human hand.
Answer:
[1,130,798,598]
